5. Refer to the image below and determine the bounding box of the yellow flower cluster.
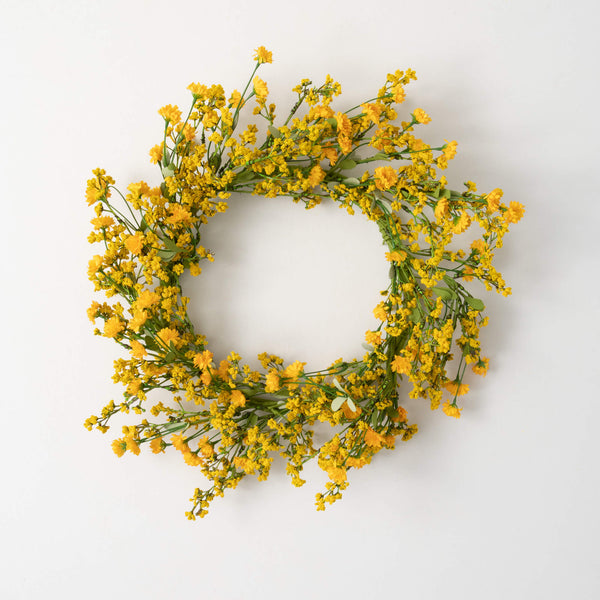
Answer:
[84,48,523,520]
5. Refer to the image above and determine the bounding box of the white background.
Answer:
[2,1,599,598]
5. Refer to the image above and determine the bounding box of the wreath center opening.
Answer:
[182,193,390,371]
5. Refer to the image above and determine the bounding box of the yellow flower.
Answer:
[365,330,382,346]
[391,406,408,422]
[85,168,114,205]
[129,339,146,359]
[216,359,230,379]
[335,112,352,137]
[504,201,525,224]
[183,451,202,466]
[90,216,114,229]
[128,310,147,332]
[157,327,180,348]
[150,437,165,454]
[167,205,192,226]
[471,239,486,254]
[326,466,347,484]
[462,266,474,281]
[254,46,273,64]
[486,188,503,212]
[125,234,144,255]
[158,104,182,124]
[149,144,163,164]
[87,301,100,322]
[87,255,103,276]
[135,290,160,310]
[265,370,280,393]
[193,350,214,370]
[444,381,469,396]
[103,316,124,338]
[452,212,471,235]
[338,136,353,154]
[320,146,338,166]
[125,435,140,455]
[391,355,411,375]
[385,250,407,263]
[413,108,431,124]
[307,165,325,187]
[230,389,246,408]
[229,89,242,108]
[342,401,362,420]
[472,357,489,376]
[233,456,257,474]
[309,105,334,120]
[373,302,387,321]
[374,166,398,191]
[364,427,385,448]
[335,112,353,154]
[442,401,461,418]
[171,434,188,452]
[434,197,449,221]
[188,82,208,98]
[198,436,214,458]
[282,360,305,379]
[361,102,382,124]
[181,123,195,142]
[253,76,269,99]
[391,84,406,103]
[443,140,458,161]
[111,438,127,457]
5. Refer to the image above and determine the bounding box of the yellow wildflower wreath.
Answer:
[85,47,524,519]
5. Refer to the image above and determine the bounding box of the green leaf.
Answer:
[409,307,421,323]
[234,170,255,183]
[332,378,345,393]
[431,286,455,301]
[139,217,148,232]
[144,336,159,351]
[372,152,388,160]
[440,188,452,199]
[157,249,178,261]
[163,237,184,253]
[343,177,360,187]
[466,297,485,311]
[384,407,396,419]
[442,275,458,289]
[338,158,357,170]
[331,397,345,412]
[161,163,176,178]
[361,343,374,352]
[160,182,171,199]
[268,125,281,138]
[326,117,337,128]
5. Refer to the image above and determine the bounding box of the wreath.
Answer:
[85,47,524,519]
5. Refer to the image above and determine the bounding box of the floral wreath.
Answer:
[85,47,524,519]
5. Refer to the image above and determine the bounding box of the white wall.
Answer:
[2,1,599,598]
